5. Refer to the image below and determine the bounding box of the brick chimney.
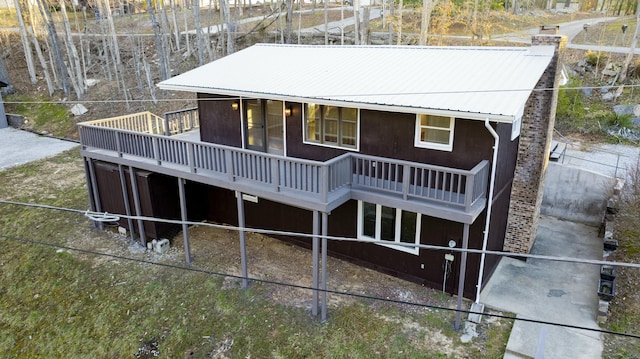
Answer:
[503,35,567,254]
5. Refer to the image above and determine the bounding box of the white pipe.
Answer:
[475,118,499,303]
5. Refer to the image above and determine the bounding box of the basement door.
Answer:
[244,99,284,155]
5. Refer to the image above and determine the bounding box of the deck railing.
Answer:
[164,107,199,136]
[351,154,489,212]
[79,118,489,212]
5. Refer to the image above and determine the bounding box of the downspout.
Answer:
[475,118,499,303]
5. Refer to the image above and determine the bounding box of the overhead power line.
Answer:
[1,232,639,341]
[1,198,639,270]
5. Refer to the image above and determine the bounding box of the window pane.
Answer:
[341,108,357,147]
[421,114,450,128]
[421,128,450,144]
[380,206,396,241]
[362,202,376,238]
[323,106,339,144]
[265,100,284,154]
[399,211,417,244]
[246,100,264,148]
[306,104,321,142]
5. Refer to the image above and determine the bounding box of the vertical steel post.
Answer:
[128,166,147,247]
[178,177,192,264]
[321,211,328,322]
[118,164,136,242]
[236,191,249,288]
[86,158,104,230]
[455,223,470,331]
[83,158,99,229]
[312,210,320,317]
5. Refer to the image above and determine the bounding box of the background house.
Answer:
[78,36,565,311]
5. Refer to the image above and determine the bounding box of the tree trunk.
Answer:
[171,0,181,51]
[194,0,206,64]
[396,0,403,45]
[60,0,85,98]
[619,2,640,84]
[36,0,70,94]
[360,6,370,45]
[13,0,37,84]
[147,0,170,80]
[354,1,360,45]
[419,0,433,45]
[28,25,54,95]
[323,0,328,45]
[220,0,234,54]
[285,0,293,44]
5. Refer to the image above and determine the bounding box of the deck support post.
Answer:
[118,164,136,241]
[236,191,249,288]
[312,210,320,317]
[455,223,470,331]
[321,211,328,322]
[84,158,102,229]
[178,178,192,264]
[128,166,147,247]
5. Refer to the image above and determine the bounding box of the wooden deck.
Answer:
[79,111,489,223]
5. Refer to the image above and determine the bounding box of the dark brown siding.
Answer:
[285,107,495,171]
[93,162,215,241]
[198,93,242,147]
[93,161,181,239]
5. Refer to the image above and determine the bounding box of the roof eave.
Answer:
[157,84,517,123]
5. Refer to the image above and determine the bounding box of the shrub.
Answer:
[555,76,587,132]
[603,113,634,129]
[585,50,607,67]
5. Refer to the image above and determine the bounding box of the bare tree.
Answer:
[419,0,434,45]
[60,0,85,98]
[618,2,639,84]
[220,0,234,54]
[147,0,171,80]
[13,0,36,84]
[285,0,293,43]
[36,0,70,94]
[194,0,206,64]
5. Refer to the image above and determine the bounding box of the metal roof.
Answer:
[157,43,556,123]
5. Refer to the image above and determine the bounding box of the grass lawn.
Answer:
[0,150,512,358]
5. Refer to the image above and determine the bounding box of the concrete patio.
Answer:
[481,215,603,358]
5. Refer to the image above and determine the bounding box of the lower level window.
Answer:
[357,201,422,255]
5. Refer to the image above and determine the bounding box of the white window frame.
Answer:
[302,104,360,151]
[414,114,455,152]
[356,201,422,255]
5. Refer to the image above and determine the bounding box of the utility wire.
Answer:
[1,198,640,269]
[1,232,639,340]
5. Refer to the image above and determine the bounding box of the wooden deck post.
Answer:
[312,210,320,317]
[236,191,249,288]
[128,166,147,247]
[455,223,470,331]
[118,164,136,241]
[178,178,192,264]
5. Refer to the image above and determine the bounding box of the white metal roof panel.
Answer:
[158,44,556,123]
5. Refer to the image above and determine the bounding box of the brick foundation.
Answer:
[503,35,567,254]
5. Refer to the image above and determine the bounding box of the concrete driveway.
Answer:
[481,216,603,358]
[0,127,78,171]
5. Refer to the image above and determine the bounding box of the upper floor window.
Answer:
[357,201,422,255]
[415,114,454,151]
[304,104,358,150]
